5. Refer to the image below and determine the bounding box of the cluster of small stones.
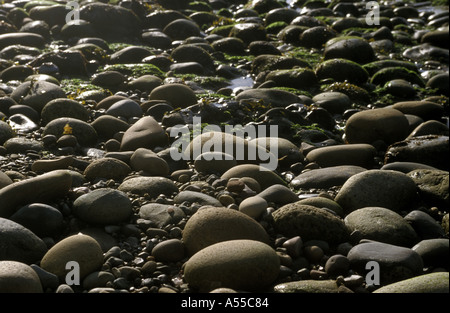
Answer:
[0,0,449,294]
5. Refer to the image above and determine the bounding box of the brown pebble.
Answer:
[303,245,324,263]
[282,236,303,259]
[226,178,245,193]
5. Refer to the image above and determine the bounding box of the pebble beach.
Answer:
[0,0,449,296]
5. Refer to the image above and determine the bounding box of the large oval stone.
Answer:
[345,108,409,145]
[185,131,277,169]
[0,170,73,218]
[184,239,280,292]
[335,169,419,215]
[305,144,376,168]
[10,203,64,238]
[73,188,132,225]
[324,36,376,64]
[42,117,98,147]
[272,203,349,244]
[83,157,131,181]
[0,261,43,293]
[344,207,419,247]
[10,80,66,113]
[347,241,424,285]
[40,234,104,281]
[149,83,197,108]
[182,206,271,256]
[40,98,89,125]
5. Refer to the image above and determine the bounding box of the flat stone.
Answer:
[312,91,353,114]
[31,156,74,173]
[3,137,43,154]
[118,176,179,198]
[235,88,301,108]
[324,36,376,64]
[273,280,340,293]
[139,203,186,228]
[305,144,376,168]
[185,132,277,169]
[407,120,449,138]
[290,165,366,189]
[380,161,438,173]
[174,190,222,207]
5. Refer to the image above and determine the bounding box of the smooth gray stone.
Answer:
[412,238,449,268]
[290,165,366,189]
[347,241,424,285]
